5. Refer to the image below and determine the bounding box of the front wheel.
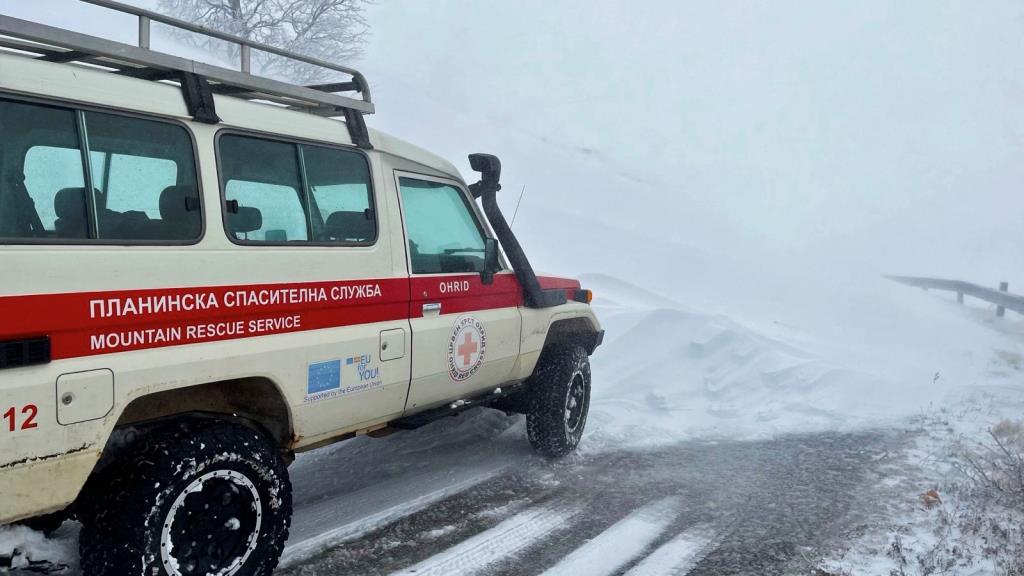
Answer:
[526,345,592,458]
[79,420,292,576]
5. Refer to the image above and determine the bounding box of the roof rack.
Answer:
[0,0,374,148]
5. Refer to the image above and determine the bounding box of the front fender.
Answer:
[512,303,603,381]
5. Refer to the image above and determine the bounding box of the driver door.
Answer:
[396,172,523,412]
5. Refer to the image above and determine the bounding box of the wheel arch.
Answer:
[112,377,294,449]
[542,314,603,355]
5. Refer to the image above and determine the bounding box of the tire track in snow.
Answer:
[538,497,680,576]
[389,506,577,576]
[623,524,718,576]
[281,470,505,567]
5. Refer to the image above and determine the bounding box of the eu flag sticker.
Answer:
[307,360,341,394]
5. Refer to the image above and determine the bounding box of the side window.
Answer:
[0,98,201,242]
[218,134,376,245]
[83,111,201,241]
[24,146,87,237]
[220,135,308,243]
[398,177,487,274]
[302,145,375,243]
[0,101,87,239]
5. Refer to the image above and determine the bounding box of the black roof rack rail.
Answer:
[0,0,375,147]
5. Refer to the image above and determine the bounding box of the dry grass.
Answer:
[902,419,1024,575]
[956,421,1024,509]
[821,419,1024,576]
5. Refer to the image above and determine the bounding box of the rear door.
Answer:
[396,172,523,412]
[216,133,413,441]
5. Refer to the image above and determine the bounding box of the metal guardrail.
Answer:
[888,275,1024,317]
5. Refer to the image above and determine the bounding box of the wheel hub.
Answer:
[160,469,263,576]
[564,370,587,434]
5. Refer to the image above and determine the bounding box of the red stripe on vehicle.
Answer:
[0,273,534,361]
[410,273,523,317]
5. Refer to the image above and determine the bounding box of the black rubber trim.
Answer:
[179,72,221,124]
[0,337,51,370]
[343,108,373,150]
[392,382,526,430]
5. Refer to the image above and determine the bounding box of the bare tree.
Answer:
[157,0,369,84]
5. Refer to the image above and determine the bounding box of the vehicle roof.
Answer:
[0,51,464,182]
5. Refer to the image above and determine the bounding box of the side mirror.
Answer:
[481,237,499,285]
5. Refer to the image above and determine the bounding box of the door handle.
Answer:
[422,302,442,315]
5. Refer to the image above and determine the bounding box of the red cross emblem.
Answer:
[449,316,486,382]
[457,331,479,367]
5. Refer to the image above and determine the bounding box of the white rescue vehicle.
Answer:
[0,2,603,574]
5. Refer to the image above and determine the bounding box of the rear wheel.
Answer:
[79,420,291,576]
[526,345,592,458]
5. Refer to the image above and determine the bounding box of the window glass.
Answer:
[91,153,177,217]
[399,177,486,274]
[220,135,308,242]
[0,101,88,239]
[302,144,374,243]
[0,99,201,242]
[83,111,200,241]
[24,146,87,236]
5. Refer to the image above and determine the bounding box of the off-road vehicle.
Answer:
[0,2,603,574]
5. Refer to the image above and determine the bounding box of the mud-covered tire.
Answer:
[79,420,292,576]
[526,345,592,458]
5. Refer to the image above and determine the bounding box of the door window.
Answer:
[220,135,308,242]
[218,134,375,244]
[303,145,375,243]
[398,177,486,274]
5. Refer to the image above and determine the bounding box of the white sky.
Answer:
[3,0,1023,286]
[359,1,1024,284]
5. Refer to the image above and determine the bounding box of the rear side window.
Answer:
[24,145,86,236]
[0,98,201,243]
[218,133,375,245]
[221,136,308,242]
[84,112,201,241]
[303,145,375,243]
[1,103,84,238]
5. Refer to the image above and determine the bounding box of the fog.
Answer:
[4,0,1022,287]
[359,0,1024,286]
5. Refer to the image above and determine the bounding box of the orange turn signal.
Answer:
[573,289,593,304]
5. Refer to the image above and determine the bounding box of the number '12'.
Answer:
[3,405,38,432]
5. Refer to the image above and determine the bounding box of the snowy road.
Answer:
[0,408,909,576]
[277,418,902,576]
